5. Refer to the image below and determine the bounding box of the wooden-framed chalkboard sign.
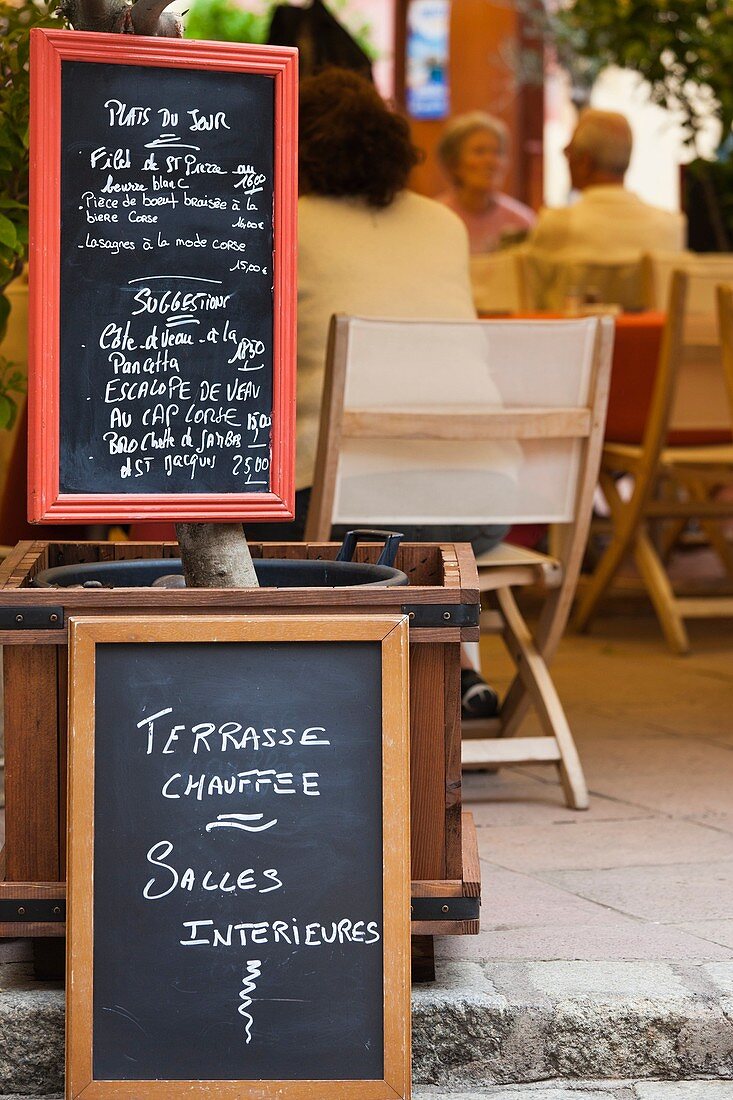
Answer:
[28,30,297,523]
[66,614,411,1099]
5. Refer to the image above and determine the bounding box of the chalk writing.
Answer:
[132,698,379,1041]
[239,961,262,1043]
[92,641,385,1080]
[59,62,275,494]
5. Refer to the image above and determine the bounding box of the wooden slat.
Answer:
[462,736,562,766]
[461,717,502,740]
[0,623,477,647]
[674,597,733,617]
[0,541,37,589]
[0,882,65,937]
[0,881,64,896]
[409,643,446,881]
[411,880,462,898]
[411,919,480,936]
[461,812,481,898]
[342,407,592,440]
[645,500,733,518]
[450,542,481,595]
[4,645,60,880]
[58,645,68,875]
[444,643,462,880]
[0,583,473,609]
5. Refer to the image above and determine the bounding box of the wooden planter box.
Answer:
[0,539,481,971]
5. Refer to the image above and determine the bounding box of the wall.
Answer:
[404,0,543,207]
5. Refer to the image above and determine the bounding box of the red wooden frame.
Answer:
[28,30,298,523]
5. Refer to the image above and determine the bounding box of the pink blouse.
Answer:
[436,190,536,254]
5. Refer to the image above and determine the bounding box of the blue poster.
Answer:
[406,0,450,120]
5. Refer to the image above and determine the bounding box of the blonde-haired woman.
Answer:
[436,111,535,253]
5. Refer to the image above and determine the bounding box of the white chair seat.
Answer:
[474,542,563,590]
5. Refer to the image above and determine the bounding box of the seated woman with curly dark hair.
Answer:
[264,68,507,718]
[295,68,478,508]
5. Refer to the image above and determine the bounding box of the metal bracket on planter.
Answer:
[0,606,65,630]
[0,897,66,923]
[401,603,480,629]
[410,896,480,922]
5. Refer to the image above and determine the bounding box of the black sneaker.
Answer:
[461,669,500,720]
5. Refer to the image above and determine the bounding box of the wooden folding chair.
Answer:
[574,265,733,653]
[518,252,648,311]
[469,249,524,314]
[306,314,614,810]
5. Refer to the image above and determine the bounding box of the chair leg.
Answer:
[496,587,589,810]
[660,518,688,562]
[573,509,637,633]
[633,529,690,654]
[684,475,733,581]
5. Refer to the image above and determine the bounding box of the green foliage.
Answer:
[0,354,27,430]
[547,1,733,152]
[185,0,378,61]
[185,0,275,44]
[0,0,59,339]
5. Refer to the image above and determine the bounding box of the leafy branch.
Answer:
[0,0,60,337]
[535,1,733,154]
[0,355,27,430]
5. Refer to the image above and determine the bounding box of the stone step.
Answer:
[2,959,733,1095]
[416,1088,733,1099]
[5,1087,733,1100]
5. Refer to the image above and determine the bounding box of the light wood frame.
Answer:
[29,30,298,523]
[306,315,615,811]
[66,614,411,1100]
[574,271,733,653]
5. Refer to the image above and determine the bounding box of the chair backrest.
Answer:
[306,315,614,548]
[643,251,733,438]
[519,253,648,312]
[469,250,523,314]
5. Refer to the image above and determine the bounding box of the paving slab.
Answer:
[437,922,733,963]
[469,865,631,931]
[464,771,650,827]
[539,863,733,924]
[518,734,733,821]
[700,962,733,998]
[633,1086,733,1099]
[671,921,733,951]
[478,818,733,874]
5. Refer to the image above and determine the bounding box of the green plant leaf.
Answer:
[0,293,10,344]
[0,394,15,431]
[0,213,18,251]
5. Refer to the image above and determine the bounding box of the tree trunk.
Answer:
[64,0,261,588]
[176,523,259,588]
[60,0,182,37]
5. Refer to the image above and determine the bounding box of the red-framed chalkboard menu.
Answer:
[28,30,297,523]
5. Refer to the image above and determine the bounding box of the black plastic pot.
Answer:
[31,529,408,590]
